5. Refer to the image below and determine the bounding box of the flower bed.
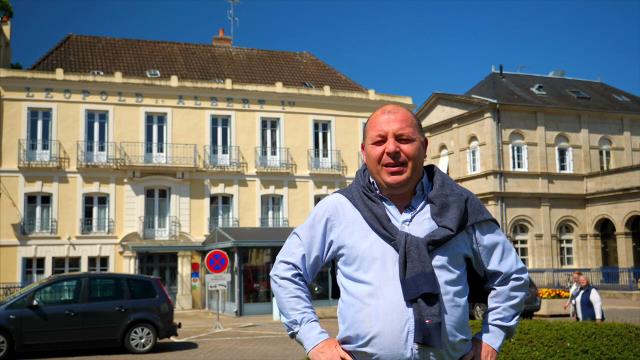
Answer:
[538,288,570,299]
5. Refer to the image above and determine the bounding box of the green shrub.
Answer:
[471,320,640,359]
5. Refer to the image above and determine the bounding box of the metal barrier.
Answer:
[204,145,243,170]
[79,218,114,234]
[18,139,61,167]
[308,149,345,173]
[528,268,640,291]
[255,147,294,171]
[120,142,197,167]
[77,141,118,166]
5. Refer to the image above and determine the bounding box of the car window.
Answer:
[127,278,157,299]
[33,279,80,306]
[88,277,125,302]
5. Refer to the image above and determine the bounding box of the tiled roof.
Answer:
[30,34,366,92]
[465,72,640,113]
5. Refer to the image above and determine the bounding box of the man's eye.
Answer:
[397,138,413,144]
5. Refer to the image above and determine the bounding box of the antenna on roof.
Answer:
[227,0,240,41]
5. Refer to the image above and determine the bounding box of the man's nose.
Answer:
[385,139,400,155]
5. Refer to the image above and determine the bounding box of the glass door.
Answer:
[210,195,232,227]
[261,118,279,166]
[85,111,108,163]
[313,121,331,168]
[145,114,166,164]
[83,195,108,233]
[261,195,282,227]
[145,188,170,238]
[211,116,230,166]
[27,109,52,161]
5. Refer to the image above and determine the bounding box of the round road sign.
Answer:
[204,250,229,274]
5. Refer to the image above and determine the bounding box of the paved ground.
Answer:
[16,297,640,360]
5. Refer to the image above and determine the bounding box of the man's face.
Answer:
[361,106,427,197]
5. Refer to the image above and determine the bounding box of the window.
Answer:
[24,194,53,234]
[530,84,547,95]
[33,279,80,306]
[89,256,109,272]
[467,138,480,174]
[598,137,612,171]
[88,277,125,302]
[511,224,529,266]
[261,195,284,227]
[314,195,327,206]
[144,188,171,239]
[555,135,573,173]
[509,133,528,171]
[23,257,45,285]
[52,257,81,275]
[437,147,449,174]
[210,115,231,166]
[26,108,52,162]
[145,69,161,78]
[89,70,104,76]
[210,195,233,228]
[144,113,167,164]
[84,110,109,164]
[260,117,281,166]
[312,120,333,169]
[612,94,630,102]
[82,194,109,234]
[559,224,574,267]
[303,81,315,88]
[127,278,157,299]
[567,89,591,99]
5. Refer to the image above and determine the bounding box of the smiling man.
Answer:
[270,104,528,360]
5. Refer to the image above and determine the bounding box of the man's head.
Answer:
[579,275,590,287]
[361,104,427,198]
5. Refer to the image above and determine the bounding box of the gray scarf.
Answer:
[338,164,497,348]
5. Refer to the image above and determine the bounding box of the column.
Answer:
[176,251,193,310]
[540,199,553,268]
[616,232,633,268]
[588,234,602,268]
[122,251,137,274]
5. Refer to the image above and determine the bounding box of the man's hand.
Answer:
[308,338,352,360]
[461,338,498,360]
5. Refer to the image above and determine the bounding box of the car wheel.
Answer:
[0,330,13,360]
[124,323,157,354]
[472,303,487,320]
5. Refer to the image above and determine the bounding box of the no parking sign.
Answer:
[204,250,229,274]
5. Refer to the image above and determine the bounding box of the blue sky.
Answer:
[12,0,640,106]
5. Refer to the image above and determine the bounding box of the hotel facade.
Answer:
[416,70,640,286]
[0,25,411,313]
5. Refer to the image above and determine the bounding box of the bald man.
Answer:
[271,104,528,360]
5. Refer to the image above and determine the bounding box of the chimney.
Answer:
[0,16,11,68]
[212,28,232,47]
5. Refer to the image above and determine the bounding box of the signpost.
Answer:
[204,250,230,330]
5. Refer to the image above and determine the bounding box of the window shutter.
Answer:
[476,147,481,173]
[555,147,560,172]
[523,145,528,170]
[568,147,573,173]
[509,144,514,170]
[467,149,471,174]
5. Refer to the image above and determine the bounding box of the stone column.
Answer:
[588,234,602,268]
[540,199,553,268]
[122,251,137,274]
[175,251,193,310]
[616,232,633,268]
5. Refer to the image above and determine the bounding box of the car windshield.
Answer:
[0,278,48,304]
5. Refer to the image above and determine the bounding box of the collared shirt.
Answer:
[270,172,529,360]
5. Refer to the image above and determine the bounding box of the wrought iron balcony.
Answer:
[21,217,57,235]
[139,216,180,240]
[208,216,239,232]
[259,216,289,227]
[308,149,346,173]
[79,218,114,235]
[120,142,197,167]
[77,141,118,167]
[255,147,295,172]
[203,145,243,171]
[18,139,61,167]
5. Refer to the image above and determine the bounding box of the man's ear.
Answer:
[423,136,428,155]
[360,143,366,161]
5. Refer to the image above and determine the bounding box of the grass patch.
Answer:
[471,320,640,359]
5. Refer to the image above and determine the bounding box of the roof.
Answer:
[203,227,294,249]
[465,72,640,113]
[30,34,366,92]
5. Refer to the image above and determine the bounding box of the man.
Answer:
[270,104,528,360]
[563,271,582,320]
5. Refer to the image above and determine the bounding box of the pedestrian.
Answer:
[270,104,529,360]
[563,271,582,320]
[575,275,604,322]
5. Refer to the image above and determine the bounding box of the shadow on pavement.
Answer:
[16,341,199,359]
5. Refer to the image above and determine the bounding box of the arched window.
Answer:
[558,223,574,267]
[555,135,573,173]
[598,219,618,268]
[511,223,529,266]
[210,194,234,229]
[598,137,612,171]
[438,146,449,174]
[509,133,528,171]
[467,137,480,174]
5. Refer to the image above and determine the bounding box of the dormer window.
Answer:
[612,93,630,102]
[567,89,591,99]
[145,69,161,78]
[212,78,225,84]
[89,70,104,76]
[530,84,546,95]
[303,82,315,89]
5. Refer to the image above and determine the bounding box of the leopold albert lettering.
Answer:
[23,87,294,110]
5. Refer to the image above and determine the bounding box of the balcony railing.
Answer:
[255,147,294,172]
[139,216,180,240]
[77,141,118,167]
[203,145,243,171]
[208,216,239,232]
[120,142,197,167]
[18,139,61,167]
[79,218,114,235]
[308,149,345,173]
[259,216,289,227]
[21,217,57,235]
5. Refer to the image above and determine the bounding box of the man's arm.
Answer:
[471,221,529,352]
[270,199,337,354]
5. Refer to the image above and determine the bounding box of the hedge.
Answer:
[471,320,640,359]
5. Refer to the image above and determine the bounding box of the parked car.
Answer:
[0,272,180,359]
[470,276,541,320]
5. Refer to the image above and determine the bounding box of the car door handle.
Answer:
[65,310,77,317]
[115,306,127,312]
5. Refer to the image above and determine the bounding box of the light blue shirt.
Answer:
[270,174,529,360]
